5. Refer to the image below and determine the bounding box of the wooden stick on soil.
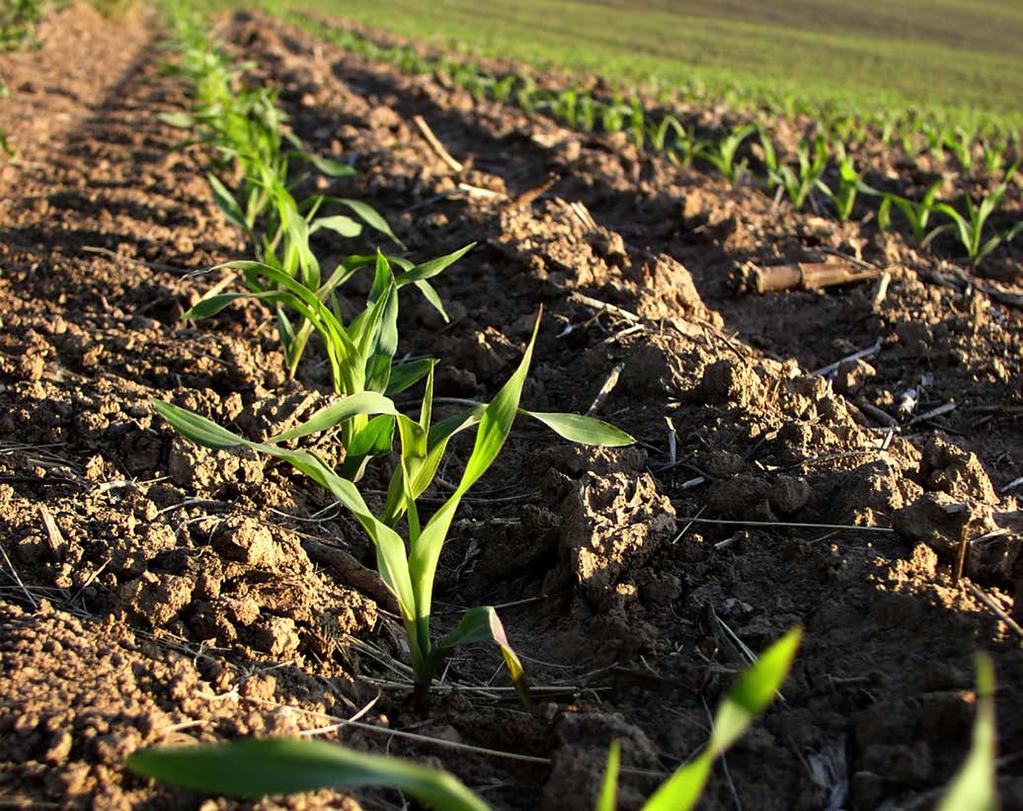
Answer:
[744,261,881,294]
[964,581,1023,640]
[412,115,463,172]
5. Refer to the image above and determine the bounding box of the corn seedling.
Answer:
[185,246,470,460]
[628,98,645,149]
[946,126,975,173]
[163,4,410,385]
[921,121,947,161]
[878,180,945,246]
[930,164,1021,266]
[772,134,829,211]
[755,126,780,192]
[981,138,1006,175]
[155,314,633,702]
[697,123,756,186]
[821,144,880,223]
[127,628,800,808]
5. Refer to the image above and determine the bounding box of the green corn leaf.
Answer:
[642,755,712,811]
[268,392,399,443]
[413,279,450,322]
[207,173,247,232]
[311,215,363,238]
[936,654,997,811]
[152,400,414,618]
[386,358,436,395]
[643,627,802,811]
[276,307,296,359]
[396,243,476,285]
[340,414,397,480]
[126,738,489,811]
[335,197,403,247]
[596,741,621,811]
[522,411,633,446]
[160,111,195,129]
[297,152,357,178]
[153,400,248,449]
[434,606,531,709]
[709,627,801,753]
[364,269,401,394]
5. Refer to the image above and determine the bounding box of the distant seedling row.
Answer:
[286,11,1021,270]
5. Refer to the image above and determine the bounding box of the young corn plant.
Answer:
[697,123,756,186]
[945,126,975,173]
[930,164,1022,266]
[755,126,780,192]
[820,144,879,223]
[772,134,829,211]
[127,628,801,809]
[981,137,1007,175]
[878,180,945,246]
[163,4,407,386]
[154,314,634,704]
[185,248,470,475]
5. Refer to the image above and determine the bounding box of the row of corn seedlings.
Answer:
[281,9,1018,163]
[122,5,1003,806]
[155,0,632,708]
[285,11,1021,270]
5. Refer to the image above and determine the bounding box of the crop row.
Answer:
[117,4,1006,806]
[132,1,800,803]
[283,10,1022,270]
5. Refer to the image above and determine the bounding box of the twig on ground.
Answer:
[811,339,882,377]
[964,581,1023,640]
[587,362,624,414]
[412,115,463,172]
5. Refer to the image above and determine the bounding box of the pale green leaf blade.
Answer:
[300,152,357,177]
[413,279,449,322]
[396,243,475,285]
[268,392,399,443]
[936,654,998,811]
[435,606,530,709]
[335,198,403,247]
[312,215,362,238]
[153,400,251,450]
[642,754,713,811]
[522,410,634,446]
[710,626,802,755]
[126,739,489,811]
[596,741,621,811]
[207,173,247,232]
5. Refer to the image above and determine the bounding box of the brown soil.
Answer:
[1,6,1022,810]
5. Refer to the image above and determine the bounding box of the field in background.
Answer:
[281,0,1023,124]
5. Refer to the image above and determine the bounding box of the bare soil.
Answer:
[1,6,1022,810]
